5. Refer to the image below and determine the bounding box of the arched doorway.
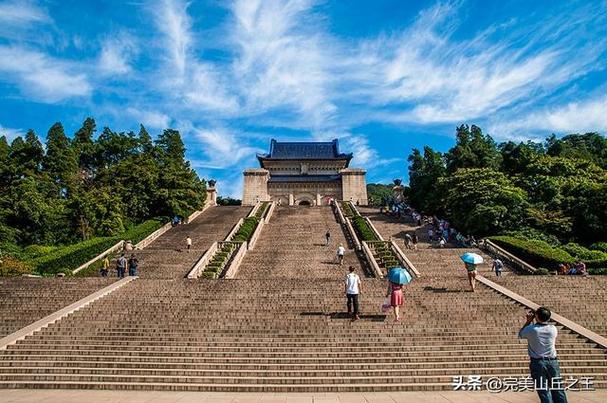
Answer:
[299,200,312,206]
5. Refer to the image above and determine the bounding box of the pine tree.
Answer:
[43,122,78,196]
[73,117,97,175]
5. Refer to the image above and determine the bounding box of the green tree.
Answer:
[440,168,529,236]
[73,117,98,174]
[445,124,502,173]
[43,122,78,195]
[407,146,446,214]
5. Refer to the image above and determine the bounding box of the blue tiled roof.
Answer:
[268,175,342,183]
[258,139,352,161]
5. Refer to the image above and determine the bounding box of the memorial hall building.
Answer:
[242,139,368,206]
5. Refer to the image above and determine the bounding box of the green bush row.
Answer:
[341,202,357,218]
[489,236,575,270]
[373,242,400,270]
[231,217,260,242]
[352,216,378,242]
[32,219,164,275]
[254,202,270,219]
[561,243,607,261]
[590,242,607,253]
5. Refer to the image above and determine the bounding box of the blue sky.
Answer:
[1,0,606,197]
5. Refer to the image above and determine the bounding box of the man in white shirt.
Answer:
[336,244,346,265]
[518,307,568,403]
[345,266,361,321]
[186,236,192,253]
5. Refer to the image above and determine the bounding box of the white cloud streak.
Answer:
[0,45,91,102]
[99,33,138,75]
[0,123,25,142]
[0,1,50,25]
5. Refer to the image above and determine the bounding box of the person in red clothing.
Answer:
[386,280,404,322]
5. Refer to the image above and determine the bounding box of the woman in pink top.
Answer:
[386,281,404,322]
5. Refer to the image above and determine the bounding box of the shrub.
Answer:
[33,218,165,276]
[201,271,218,279]
[352,216,378,241]
[501,227,561,247]
[489,236,575,270]
[561,243,607,261]
[585,258,607,269]
[590,242,607,253]
[0,256,33,276]
[231,217,259,242]
[588,268,607,275]
[532,268,551,275]
[22,245,58,260]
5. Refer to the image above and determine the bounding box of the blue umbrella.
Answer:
[387,267,413,285]
[460,252,484,265]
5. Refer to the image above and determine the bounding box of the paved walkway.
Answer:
[0,390,605,403]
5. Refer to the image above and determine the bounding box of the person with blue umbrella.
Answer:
[460,252,483,292]
[385,267,412,322]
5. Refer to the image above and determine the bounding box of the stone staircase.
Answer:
[0,278,115,338]
[131,206,250,279]
[0,205,605,391]
[237,206,364,279]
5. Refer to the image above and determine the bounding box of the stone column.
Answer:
[340,168,368,205]
[289,193,294,206]
[316,193,321,206]
[206,185,217,207]
[242,169,269,206]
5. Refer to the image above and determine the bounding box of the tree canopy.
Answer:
[0,118,206,247]
[406,127,607,243]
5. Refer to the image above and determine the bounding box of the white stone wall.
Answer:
[341,168,368,205]
[242,169,270,206]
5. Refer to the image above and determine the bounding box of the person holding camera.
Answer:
[518,307,568,403]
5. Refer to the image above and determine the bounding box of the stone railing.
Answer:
[364,216,385,241]
[264,201,276,223]
[72,240,125,275]
[344,217,362,251]
[248,218,265,250]
[481,239,537,274]
[223,241,248,279]
[390,239,420,278]
[186,242,219,279]
[361,241,383,278]
[334,202,346,224]
[225,218,244,241]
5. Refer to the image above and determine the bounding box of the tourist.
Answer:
[336,244,346,265]
[578,261,587,276]
[386,279,404,322]
[557,263,567,275]
[128,255,139,276]
[186,236,192,253]
[438,236,446,248]
[116,253,127,278]
[404,233,413,249]
[345,266,361,321]
[428,228,434,242]
[464,262,477,292]
[325,230,331,246]
[100,256,110,277]
[470,236,478,247]
[411,233,418,250]
[492,258,504,277]
[518,307,568,403]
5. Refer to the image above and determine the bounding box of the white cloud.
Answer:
[191,128,261,169]
[0,123,25,142]
[0,45,91,102]
[154,0,191,78]
[126,108,171,130]
[490,96,607,137]
[99,33,138,75]
[0,1,50,25]
[230,0,336,127]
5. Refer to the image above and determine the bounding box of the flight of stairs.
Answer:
[130,206,250,279]
[0,205,605,391]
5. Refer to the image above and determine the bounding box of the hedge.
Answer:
[488,236,575,270]
[35,219,164,276]
[590,242,607,253]
[352,216,378,241]
[254,202,270,219]
[231,217,259,242]
[561,243,607,261]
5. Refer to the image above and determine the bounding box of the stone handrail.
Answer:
[225,218,244,242]
[134,222,172,250]
[364,216,385,242]
[248,218,265,250]
[481,239,537,274]
[186,242,219,279]
[344,217,362,251]
[334,202,346,224]
[264,201,276,223]
[390,239,421,278]
[223,241,248,279]
[248,202,262,218]
[0,276,136,350]
[362,241,383,278]
[72,240,124,275]
[477,275,607,350]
